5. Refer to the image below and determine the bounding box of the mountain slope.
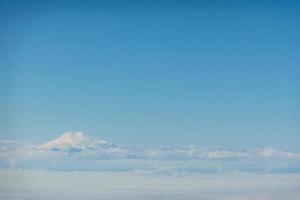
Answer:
[39,132,115,152]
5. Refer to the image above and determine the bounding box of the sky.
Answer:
[0,0,299,150]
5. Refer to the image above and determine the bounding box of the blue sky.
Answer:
[0,0,299,150]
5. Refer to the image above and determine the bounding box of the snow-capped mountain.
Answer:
[38,132,115,152]
[1,132,300,162]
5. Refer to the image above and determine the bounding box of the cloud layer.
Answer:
[1,169,300,200]
[1,132,300,171]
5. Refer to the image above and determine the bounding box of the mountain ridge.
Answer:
[38,132,115,152]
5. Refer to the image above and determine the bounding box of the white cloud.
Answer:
[1,132,300,171]
[0,169,300,200]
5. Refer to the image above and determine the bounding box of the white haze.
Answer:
[0,169,299,200]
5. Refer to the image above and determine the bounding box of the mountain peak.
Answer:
[59,132,87,143]
[39,132,114,151]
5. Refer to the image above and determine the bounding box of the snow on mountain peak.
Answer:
[39,132,114,151]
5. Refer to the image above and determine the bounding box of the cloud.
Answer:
[1,169,300,200]
[257,147,300,159]
[1,132,300,171]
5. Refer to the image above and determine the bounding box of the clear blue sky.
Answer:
[0,0,299,150]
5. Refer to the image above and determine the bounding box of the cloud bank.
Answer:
[1,132,300,172]
[1,169,300,200]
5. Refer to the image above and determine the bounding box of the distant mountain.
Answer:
[1,132,299,161]
[38,132,115,152]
